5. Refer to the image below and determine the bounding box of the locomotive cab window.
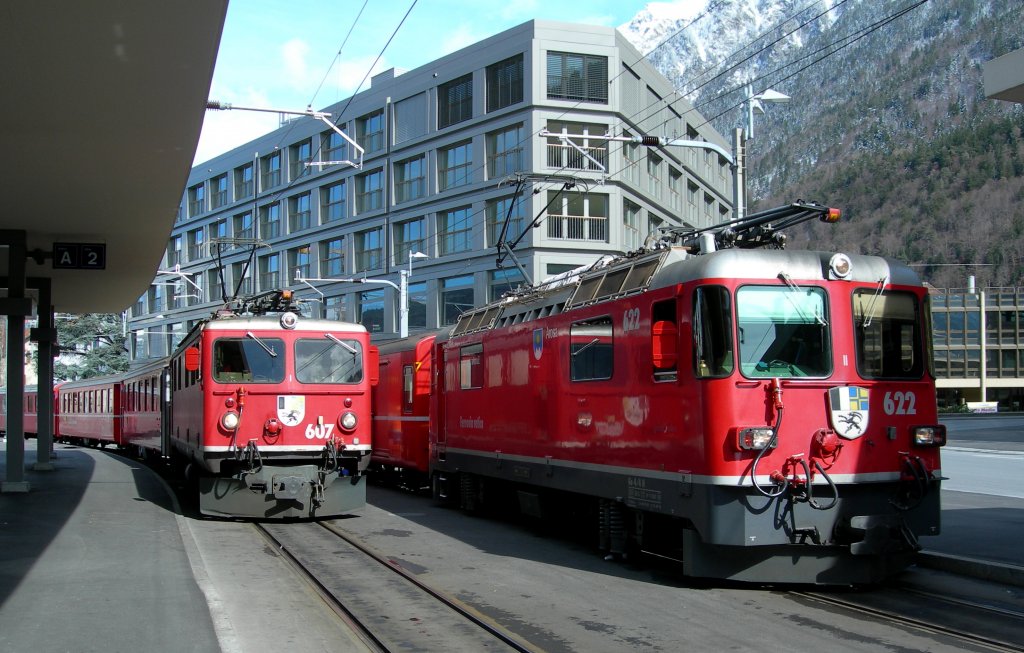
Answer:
[736,285,831,378]
[570,316,613,381]
[296,337,364,384]
[853,289,924,379]
[213,337,285,383]
[693,286,734,378]
[652,299,678,382]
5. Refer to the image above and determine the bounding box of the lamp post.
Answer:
[734,85,790,221]
[399,252,429,339]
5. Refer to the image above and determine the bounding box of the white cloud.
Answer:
[281,38,312,89]
[441,25,482,56]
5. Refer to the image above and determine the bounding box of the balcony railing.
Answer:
[546,143,607,171]
[546,213,608,242]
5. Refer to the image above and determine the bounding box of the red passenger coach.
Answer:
[168,290,376,518]
[371,330,445,483]
[0,386,42,437]
[407,202,945,585]
[58,377,121,447]
[120,358,166,457]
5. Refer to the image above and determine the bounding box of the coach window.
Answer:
[853,289,924,379]
[693,286,734,378]
[403,365,415,413]
[570,316,613,381]
[459,343,483,389]
[736,285,831,378]
[295,337,364,384]
[213,337,285,383]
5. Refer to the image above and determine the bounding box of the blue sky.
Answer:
[195,0,652,164]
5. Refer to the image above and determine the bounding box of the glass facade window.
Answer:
[487,124,524,178]
[441,275,474,325]
[355,228,382,272]
[234,163,254,199]
[489,268,524,301]
[438,73,473,129]
[408,281,427,329]
[208,219,227,244]
[486,54,524,112]
[188,183,205,216]
[259,203,281,240]
[356,169,383,213]
[260,152,282,190]
[288,245,312,283]
[486,195,524,247]
[358,288,385,333]
[357,110,384,153]
[231,262,252,296]
[647,153,662,197]
[233,211,254,240]
[288,192,311,232]
[322,128,346,164]
[289,139,312,181]
[166,235,182,267]
[320,237,345,277]
[210,174,228,209]
[547,52,608,104]
[439,141,473,191]
[321,181,345,223]
[394,156,426,203]
[324,295,344,321]
[624,200,641,251]
[259,252,280,291]
[187,228,204,261]
[393,218,425,266]
[438,206,473,256]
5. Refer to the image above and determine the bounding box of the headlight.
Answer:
[912,425,946,447]
[280,312,298,329]
[221,411,239,430]
[829,253,852,279]
[339,412,357,431]
[738,427,775,451]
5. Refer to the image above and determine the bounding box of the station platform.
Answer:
[0,439,369,653]
[1,439,1021,652]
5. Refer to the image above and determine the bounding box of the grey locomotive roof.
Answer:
[451,246,921,338]
[202,315,367,333]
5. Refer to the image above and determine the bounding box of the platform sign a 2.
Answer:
[53,243,106,270]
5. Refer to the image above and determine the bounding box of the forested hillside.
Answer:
[623,0,1024,289]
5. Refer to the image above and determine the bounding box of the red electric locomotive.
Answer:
[168,290,376,518]
[376,202,945,585]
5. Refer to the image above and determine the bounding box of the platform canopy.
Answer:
[0,1,228,313]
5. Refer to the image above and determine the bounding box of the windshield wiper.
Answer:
[860,276,889,328]
[326,333,357,355]
[246,331,278,357]
[778,272,828,326]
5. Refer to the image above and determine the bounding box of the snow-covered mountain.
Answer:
[616,0,1024,288]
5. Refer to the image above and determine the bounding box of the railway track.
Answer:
[792,583,1024,653]
[254,521,539,653]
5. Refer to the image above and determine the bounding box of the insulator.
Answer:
[640,136,661,146]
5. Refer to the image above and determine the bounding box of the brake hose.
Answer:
[795,458,839,510]
[751,406,789,498]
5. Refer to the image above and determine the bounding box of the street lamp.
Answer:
[399,252,429,339]
[734,86,790,221]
